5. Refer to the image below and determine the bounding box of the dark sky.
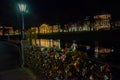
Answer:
[0,0,120,28]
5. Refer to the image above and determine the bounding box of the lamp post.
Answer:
[18,3,26,40]
[18,3,26,67]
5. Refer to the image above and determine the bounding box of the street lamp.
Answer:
[18,3,27,67]
[18,3,26,40]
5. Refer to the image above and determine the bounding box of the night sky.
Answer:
[0,0,120,28]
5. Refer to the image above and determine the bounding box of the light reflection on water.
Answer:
[32,39,60,47]
[32,39,114,58]
[32,39,113,52]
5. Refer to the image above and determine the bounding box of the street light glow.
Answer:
[18,3,26,12]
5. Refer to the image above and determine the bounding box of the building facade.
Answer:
[93,13,111,30]
[0,26,14,36]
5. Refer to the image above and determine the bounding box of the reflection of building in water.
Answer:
[32,39,60,48]
[94,46,114,58]
[93,13,111,30]
[95,47,113,53]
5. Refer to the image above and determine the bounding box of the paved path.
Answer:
[0,67,37,80]
[0,41,39,80]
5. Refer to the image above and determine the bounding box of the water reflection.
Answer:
[32,39,60,48]
[32,39,114,58]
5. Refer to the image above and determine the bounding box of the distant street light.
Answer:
[18,3,26,40]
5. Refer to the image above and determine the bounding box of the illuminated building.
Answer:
[67,23,81,32]
[39,24,60,34]
[93,13,111,30]
[52,25,60,32]
[83,16,91,31]
[70,23,78,32]
[83,22,90,31]
[39,24,51,34]
[31,27,39,34]
[5,27,14,35]
[0,26,14,36]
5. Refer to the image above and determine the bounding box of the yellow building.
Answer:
[39,24,60,34]
[52,25,60,32]
[0,26,14,36]
[5,27,14,35]
[39,24,51,34]
[31,27,39,34]
[93,13,111,30]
